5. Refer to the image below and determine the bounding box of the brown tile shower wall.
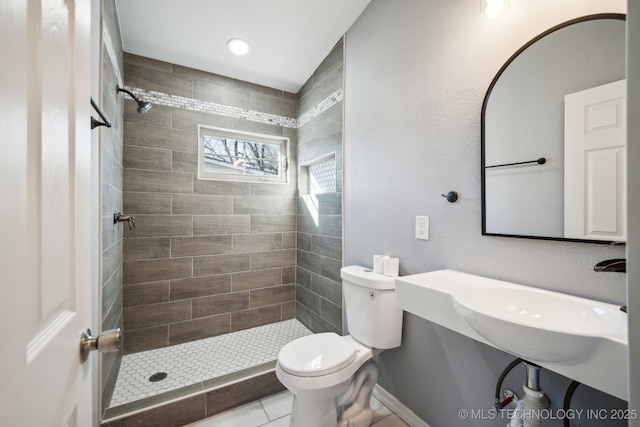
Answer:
[295,39,345,334]
[101,0,125,412]
[121,53,298,354]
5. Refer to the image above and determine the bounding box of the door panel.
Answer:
[0,0,93,425]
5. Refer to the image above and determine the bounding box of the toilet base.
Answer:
[337,360,378,427]
[285,361,379,427]
[288,380,351,427]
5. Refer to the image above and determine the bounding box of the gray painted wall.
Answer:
[344,0,627,426]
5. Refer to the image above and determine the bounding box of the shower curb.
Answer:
[100,365,284,426]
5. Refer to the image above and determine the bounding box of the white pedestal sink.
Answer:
[395,269,628,400]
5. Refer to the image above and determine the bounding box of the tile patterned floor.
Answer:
[108,319,312,408]
[186,390,411,427]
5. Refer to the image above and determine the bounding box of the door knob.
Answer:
[80,328,121,362]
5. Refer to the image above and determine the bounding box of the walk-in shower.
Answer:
[99,6,345,422]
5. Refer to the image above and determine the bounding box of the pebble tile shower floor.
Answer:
[108,319,312,408]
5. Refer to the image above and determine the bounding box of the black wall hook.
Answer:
[441,191,458,203]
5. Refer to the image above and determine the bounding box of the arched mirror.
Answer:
[481,14,626,244]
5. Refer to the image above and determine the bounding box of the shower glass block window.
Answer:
[198,125,289,183]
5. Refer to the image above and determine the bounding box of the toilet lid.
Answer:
[278,332,356,377]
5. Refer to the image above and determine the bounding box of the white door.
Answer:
[0,0,94,425]
[564,79,626,241]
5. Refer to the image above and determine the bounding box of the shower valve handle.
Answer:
[114,213,136,230]
[80,328,121,362]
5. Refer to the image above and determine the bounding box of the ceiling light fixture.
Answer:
[227,38,250,56]
[482,0,510,19]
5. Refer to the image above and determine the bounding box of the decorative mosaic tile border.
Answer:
[124,86,343,130]
[126,86,298,129]
[297,88,344,128]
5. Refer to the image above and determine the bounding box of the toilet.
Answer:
[276,265,404,427]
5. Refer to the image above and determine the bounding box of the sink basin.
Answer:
[395,269,629,400]
[453,286,627,363]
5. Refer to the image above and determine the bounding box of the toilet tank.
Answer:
[341,265,403,349]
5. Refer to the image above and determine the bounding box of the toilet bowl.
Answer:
[276,334,374,427]
[276,265,403,427]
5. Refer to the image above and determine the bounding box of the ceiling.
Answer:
[115,0,371,93]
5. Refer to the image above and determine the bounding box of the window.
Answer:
[198,125,289,183]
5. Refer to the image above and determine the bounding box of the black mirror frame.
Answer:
[480,13,626,245]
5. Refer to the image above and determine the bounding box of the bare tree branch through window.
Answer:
[202,134,283,178]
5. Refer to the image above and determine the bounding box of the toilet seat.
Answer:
[278,333,356,377]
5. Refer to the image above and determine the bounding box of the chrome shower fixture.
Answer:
[117,86,152,114]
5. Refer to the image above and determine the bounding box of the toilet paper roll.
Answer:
[373,255,388,274]
[384,257,399,277]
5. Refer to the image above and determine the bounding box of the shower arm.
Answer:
[117,87,142,103]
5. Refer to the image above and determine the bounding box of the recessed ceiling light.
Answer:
[227,38,250,56]
[482,0,509,19]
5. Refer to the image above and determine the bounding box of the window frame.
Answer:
[197,125,289,184]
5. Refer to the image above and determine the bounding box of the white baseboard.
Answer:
[372,385,432,427]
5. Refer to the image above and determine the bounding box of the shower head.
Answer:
[117,87,152,114]
[137,100,152,114]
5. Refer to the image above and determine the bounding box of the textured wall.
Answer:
[344,0,627,426]
[121,54,298,354]
[100,0,125,412]
[296,40,345,334]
